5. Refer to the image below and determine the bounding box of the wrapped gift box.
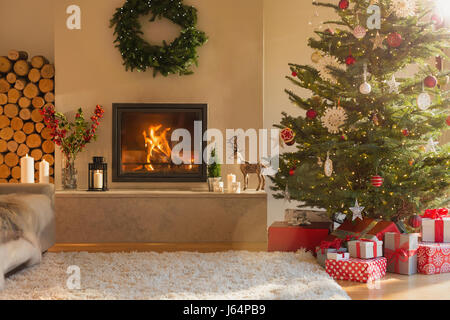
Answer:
[384,232,418,275]
[326,257,387,283]
[325,218,399,242]
[268,221,331,252]
[284,209,331,223]
[327,252,350,260]
[316,245,347,267]
[417,242,450,275]
[348,239,383,259]
[422,217,450,243]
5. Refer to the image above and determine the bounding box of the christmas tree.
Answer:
[271,0,450,221]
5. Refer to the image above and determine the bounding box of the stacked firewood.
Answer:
[0,50,55,183]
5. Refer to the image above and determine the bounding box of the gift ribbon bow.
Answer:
[422,208,449,242]
[316,238,343,254]
[385,234,417,273]
[345,234,360,242]
[422,208,448,220]
[355,239,379,258]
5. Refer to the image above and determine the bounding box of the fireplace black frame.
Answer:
[112,103,207,183]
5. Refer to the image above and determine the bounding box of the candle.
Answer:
[227,174,236,193]
[232,182,241,194]
[20,154,34,183]
[39,160,49,184]
[93,170,103,189]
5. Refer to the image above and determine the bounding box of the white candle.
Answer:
[93,170,103,189]
[20,154,34,183]
[227,174,236,193]
[39,160,49,184]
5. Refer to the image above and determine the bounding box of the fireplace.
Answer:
[112,103,207,182]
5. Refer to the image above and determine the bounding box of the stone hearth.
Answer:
[55,190,267,243]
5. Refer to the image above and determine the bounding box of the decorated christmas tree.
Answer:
[271,0,450,222]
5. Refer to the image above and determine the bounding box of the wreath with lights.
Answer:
[110,0,208,77]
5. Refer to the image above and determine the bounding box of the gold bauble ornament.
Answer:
[311,51,322,63]
[419,146,426,152]
[438,76,450,86]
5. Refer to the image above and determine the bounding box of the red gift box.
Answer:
[268,221,330,252]
[417,242,450,275]
[326,218,399,242]
[326,257,387,283]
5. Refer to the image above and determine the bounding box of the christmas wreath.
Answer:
[110,0,208,76]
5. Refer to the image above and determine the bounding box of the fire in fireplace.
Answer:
[112,103,207,182]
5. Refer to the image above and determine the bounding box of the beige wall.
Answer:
[0,0,54,60]
[263,0,337,226]
[53,0,263,189]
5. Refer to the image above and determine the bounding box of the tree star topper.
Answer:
[350,200,365,221]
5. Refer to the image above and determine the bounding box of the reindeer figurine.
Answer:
[230,136,266,191]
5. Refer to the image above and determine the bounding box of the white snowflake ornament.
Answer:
[316,55,344,84]
[391,0,416,18]
[321,106,348,134]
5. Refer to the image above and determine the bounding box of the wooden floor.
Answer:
[48,242,268,253]
[338,272,450,300]
[49,243,450,300]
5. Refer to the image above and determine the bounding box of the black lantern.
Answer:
[88,156,108,191]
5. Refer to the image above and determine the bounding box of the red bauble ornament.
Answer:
[402,129,409,137]
[431,14,444,29]
[289,167,296,176]
[370,175,383,187]
[292,71,298,77]
[345,54,356,66]
[431,14,443,25]
[446,115,450,126]
[424,75,437,88]
[339,0,349,10]
[306,109,318,119]
[387,32,402,48]
[408,215,422,229]
[280,127,295,146]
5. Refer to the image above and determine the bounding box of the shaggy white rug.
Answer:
[0,250,349,300]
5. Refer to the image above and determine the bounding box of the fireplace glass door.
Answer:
[113,104,207,182]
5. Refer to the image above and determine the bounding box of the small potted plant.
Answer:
[41,104,105,190]
[207,148,221,192]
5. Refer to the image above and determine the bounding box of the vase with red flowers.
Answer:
[40,104,105,190]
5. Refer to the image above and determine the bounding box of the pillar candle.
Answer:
[93,170,103,189]
[20,154,34,183]
[39,160,49,184]
[227,174,236,193]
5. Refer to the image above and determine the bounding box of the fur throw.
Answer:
[0,194,53,289]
